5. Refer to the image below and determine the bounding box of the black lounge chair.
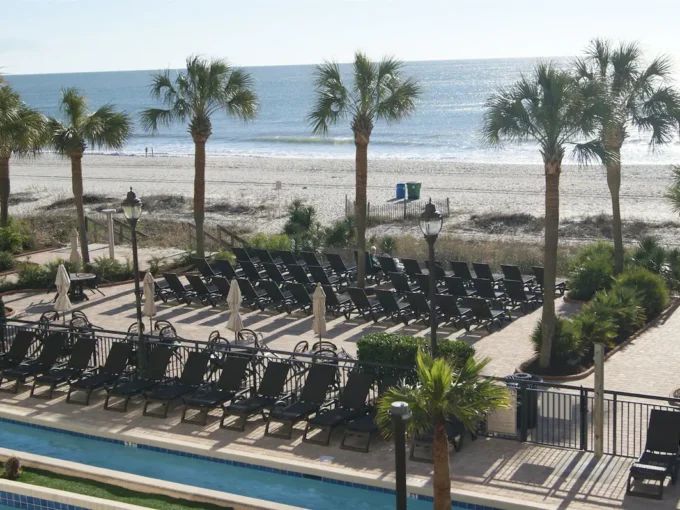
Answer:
[402,258,426,278]
[346,287,382,322]
[322,285,352,317]
[301,251,331,271]
[211,275,232,297]
[265,362,338,439]
[0,330,35,372]
[237,278,270,310]
[504,279,542,313]
[410,417,474,462]
[532,266,568,296]
[303,370,373,445]
[182,355,251,425]
[67,342,133,405]
[325,253,356,281]
[0,332,67,393]
[287,264,316,292]
[308,265,342,289]
[31,336,96,399]
[443,276,476,299]
[449,261,475,285]
[193,258,222,280]
[435,294,472,330]
[464,297,508,332]
[273,250,305,267]
[425,260,453,280]
[262,262,294,285]
[213,259,244,280]
[414,273,446,297]
[251,248,281,267]
[185,274,222,307]
[143,351,211,418]
[377,256,401,275]
[286,283,314,315]
[154,280,173,303]
[104,345,174,412]
[472,278,507,305]
[239,260,266,283]
[374,289,410,324]
[389,272,420,295]
[355,251,383,282]
[233,247,258,266]
[260,280,296,313]
[222,361,291,431]
[627,409,680,499]
[405,292,435,325]
[472,263,504,287]
[162,273,196,305]
[501,264,536,287]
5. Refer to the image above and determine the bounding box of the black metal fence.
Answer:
[2,319,676,459]
[345,197,451,222]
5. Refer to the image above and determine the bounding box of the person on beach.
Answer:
[145,147,148,157]
[368,246,383,279]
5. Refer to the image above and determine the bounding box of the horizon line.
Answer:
[4,54,573,78]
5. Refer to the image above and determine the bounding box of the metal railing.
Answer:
[2,318,676,458]
[345,197,451,222]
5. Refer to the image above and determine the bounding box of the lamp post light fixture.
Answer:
[122,187,145,373]
[419,198,444,357]
[390,401,411,510]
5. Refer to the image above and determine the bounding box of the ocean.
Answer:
[5,58,680,163]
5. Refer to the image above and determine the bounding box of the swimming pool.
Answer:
[0,418,484,510]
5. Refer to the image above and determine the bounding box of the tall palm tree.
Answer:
[141,56,258,258]
[574,40,680,274]
[377,351,508,510]
[0,85,45,226]
[483,63,606,368]
[309,52,420,287]
[48,88,131,263]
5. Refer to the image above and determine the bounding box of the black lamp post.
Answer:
[390,401,411,510]
[419,199,444,357]
[122,187,145,372]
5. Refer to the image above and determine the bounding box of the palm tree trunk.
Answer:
[70,153,90,264]
[355,139,369,288]
[607,152,624,274]
[194,139,206,258]
[0,156,10,228]
[539,162,560,369]
[433,419,451,510]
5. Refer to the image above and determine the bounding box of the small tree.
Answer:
[377,350,508,510]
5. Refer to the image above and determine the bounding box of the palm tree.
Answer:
[0,85,45,226]
[47,88,131,263]
[308,52,420,287]
[574,39,680,274]
[377,350,508,510]
[141,56,258,258]
[483,63,606,368]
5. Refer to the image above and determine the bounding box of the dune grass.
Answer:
[17,468,232,510]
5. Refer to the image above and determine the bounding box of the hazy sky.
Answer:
[2,0,680,75]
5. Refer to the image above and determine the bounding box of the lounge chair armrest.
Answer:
[319,398,339,411]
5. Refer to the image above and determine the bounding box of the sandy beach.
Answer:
[9,154,678,238]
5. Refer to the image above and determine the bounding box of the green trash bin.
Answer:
[406,182,422,200]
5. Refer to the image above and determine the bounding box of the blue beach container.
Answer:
[396,183,406,199]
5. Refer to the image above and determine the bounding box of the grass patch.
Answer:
[42,194,115,211]
[8,193,39,206]
[143,194,187,213]
[17,468,231,510]
[205,200,269,214]
[469,212,543,233]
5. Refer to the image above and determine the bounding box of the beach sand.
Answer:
[9,154,677,237]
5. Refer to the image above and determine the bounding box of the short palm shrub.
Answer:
[629,237,680,290]
[0,251,14,271]
[531,317,584,367]
[0,225,27,254]
[572,308,618,350]
[212,249,236,263]
[17,264,53,289]
[585,287,645,341]
[2,457,21,480]
[567,241,615,301]
[88,257,134,282]
[379,236,397,256]
[615,267,669,318]
[324,218,355,248]
[248,233,292,252]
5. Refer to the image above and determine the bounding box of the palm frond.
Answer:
[216,68,258,120]
[353,51,377,113]
[59,88,88,127]
[47,118,82,155]
[632,85,680,147]
[307,61,352,135]
[81,104,132,150]
[571,139,612,166]
[148,69,178,106]
[374,77,420,123]
[665,166,680,215]
[585,38,611,77]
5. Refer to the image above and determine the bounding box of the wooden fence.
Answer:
[186,223,249,251]
[86,215,148,244]
[345,196,450,221]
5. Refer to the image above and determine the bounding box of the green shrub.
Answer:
[212,249,235,263]
[531,317,584,366]
[284,200,316,236]
[324,218,355,248]
[88,257,134,282]
[585,287,645,341]
[629,237,680,290]
[615,267,669,318]
[572,308,618,350]
[567,241,615,301]
[0,251,14,272]
[0,227,26,254]
[357,332,475,383]
[379,236,397,255]
[248,233,292,252]
[17,264,53,289]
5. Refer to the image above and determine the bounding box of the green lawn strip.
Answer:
[16,468,232,510]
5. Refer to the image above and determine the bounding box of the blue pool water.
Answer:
[0,419,471,510]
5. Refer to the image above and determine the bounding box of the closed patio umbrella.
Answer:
[54,264,71,322]
[226,278,243,342]
[312,283,326,342]
[142,271,156,332]
[69,229,81,270]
